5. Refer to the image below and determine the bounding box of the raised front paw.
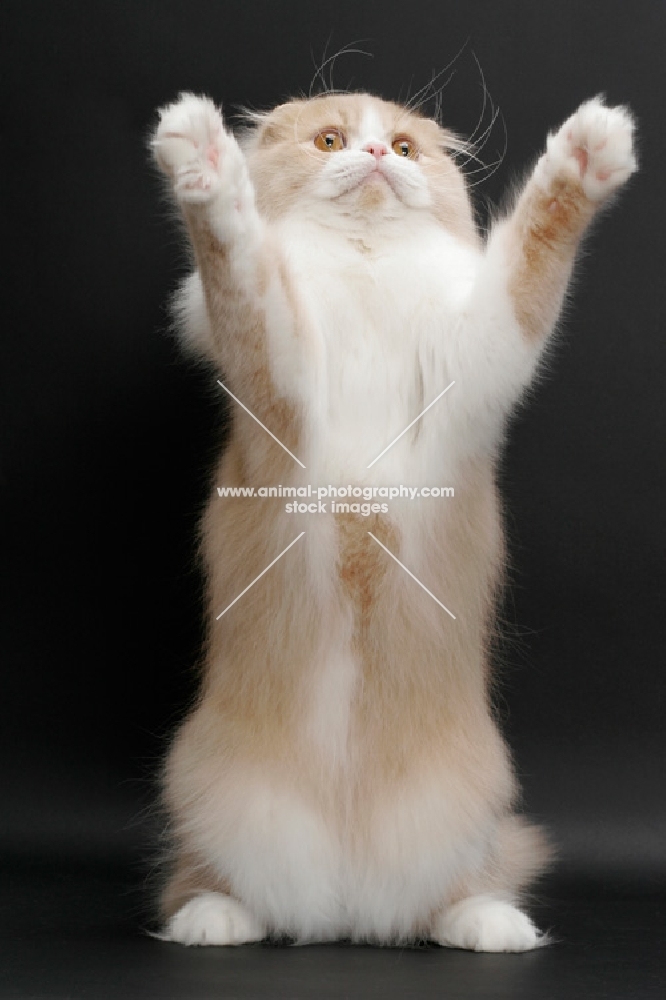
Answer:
[539,97,637,202]
[151,93,236,204]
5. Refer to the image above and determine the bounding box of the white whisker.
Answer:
[457,100,500,168]
[404,38,469,114]
[466,51,490,146]
[309,40,373,98]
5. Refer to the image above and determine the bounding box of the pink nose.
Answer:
[363,141,388,160]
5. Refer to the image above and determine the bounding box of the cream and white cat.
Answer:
[150,88,636,951]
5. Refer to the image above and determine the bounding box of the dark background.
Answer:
[2,1,665,997]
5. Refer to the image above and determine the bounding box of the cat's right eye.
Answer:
[314,129,345,152]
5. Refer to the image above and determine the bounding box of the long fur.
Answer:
[149,90,635,948]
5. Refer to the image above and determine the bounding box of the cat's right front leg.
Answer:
[151,95,312,437]
[152,93,266,388]
[152,93,259,245]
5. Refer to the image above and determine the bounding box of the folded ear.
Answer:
[254,102,303,146]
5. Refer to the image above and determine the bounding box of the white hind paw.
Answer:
[539,96,637,201]
[432,895,546,953]
[152,93,239,204]
[162,892,266,946]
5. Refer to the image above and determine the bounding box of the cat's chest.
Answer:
[288,226,471,330]
[277,221,478,477]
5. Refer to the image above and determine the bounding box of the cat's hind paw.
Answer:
[432,895,546,953]
[159,892,266,946]
[152,94,231,204]
[539,96,637,202]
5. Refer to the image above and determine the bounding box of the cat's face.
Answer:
[244,94,477,243]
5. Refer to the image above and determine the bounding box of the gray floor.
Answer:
[2,861,664,1000]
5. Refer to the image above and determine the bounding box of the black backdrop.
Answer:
[2,2,665,997]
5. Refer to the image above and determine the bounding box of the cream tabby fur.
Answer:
[150,90,636,950]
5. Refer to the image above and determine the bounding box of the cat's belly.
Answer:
[172,653,512,941]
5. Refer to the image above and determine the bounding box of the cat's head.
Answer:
[242,93,477,243]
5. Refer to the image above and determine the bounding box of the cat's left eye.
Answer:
[314,129,346,152]
[392,136,418,160]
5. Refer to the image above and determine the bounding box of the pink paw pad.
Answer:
[572,146,588,175]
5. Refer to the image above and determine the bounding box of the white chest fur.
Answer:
[273,218,479,483]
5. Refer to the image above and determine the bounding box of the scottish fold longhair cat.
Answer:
[150,82,635,950]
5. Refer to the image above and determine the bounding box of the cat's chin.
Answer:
[312,160,423,213]
[355,171,394,209]
[355,168,431,213]
[335,168,410,215]
[363,167,390,185]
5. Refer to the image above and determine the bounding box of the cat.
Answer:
[150,87,636,950]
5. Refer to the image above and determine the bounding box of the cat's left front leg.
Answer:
[450,98,636,440]
[502,97,636,345]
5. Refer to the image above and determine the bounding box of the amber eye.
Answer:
[392,136,418,160]
[314,129,345,152]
